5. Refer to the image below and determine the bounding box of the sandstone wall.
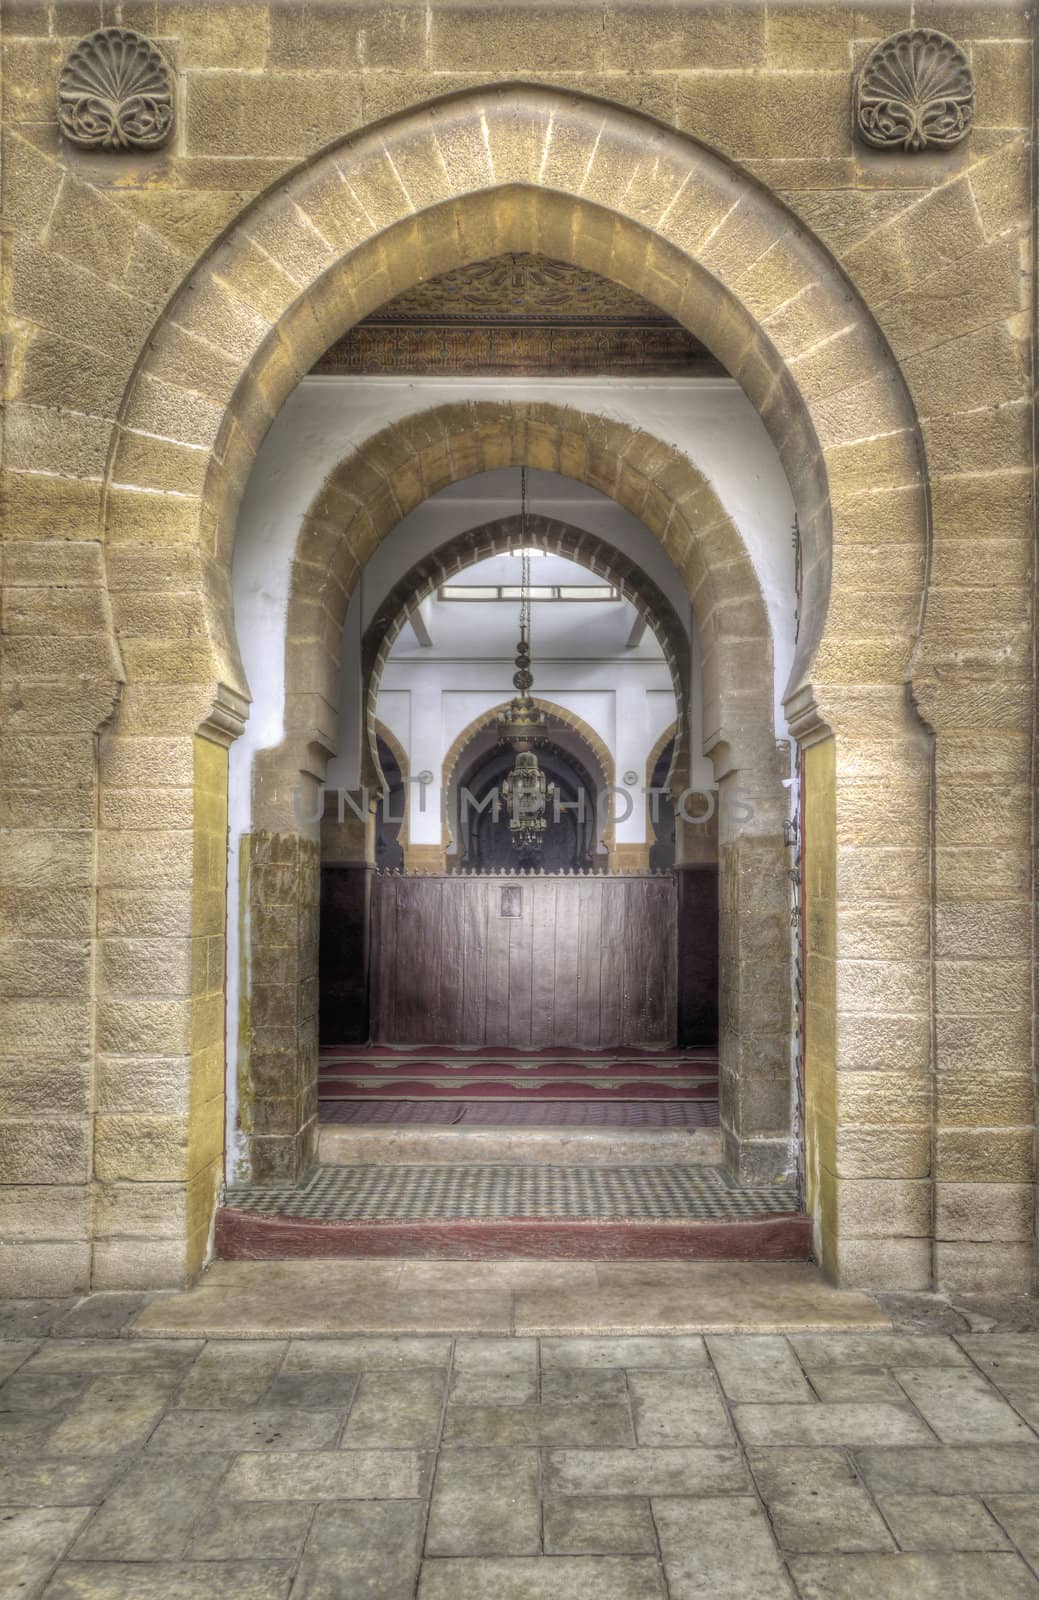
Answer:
[0,0,1033,1292]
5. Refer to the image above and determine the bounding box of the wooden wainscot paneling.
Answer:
[366,873,678,1048]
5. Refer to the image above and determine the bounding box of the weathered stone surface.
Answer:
[749,1448,894,1553]
[6,1328,1039,1599]
[857,1445,1039,1495]
[0,1455,125,1505]
[43,1563,294,1599]
[0,1507,91,1599]
[51,1295,149,1340]
[735,1401,933,1446]
[707,1335,816,1402]
[543,1496,657,1555]
[628,1370,733,1446]
[188,1499,312,1561]
[223,1448,431,1500]
[987,1498,1039,1570]
[341,1369,446,1446]
[174,1341,286,1409]
[790,1335,970,1369]
[70,1455,230,1560]
[540,1337,707,1369]
[426,1447,540,1556]
[47,1376,175,1456]
[545,1447,750,1497]
[418,1555,667,1599]
[540,1368,629,1405]
[790,1552,1039,1599]
[879,1494,1011,1552]
[149,1407,342,1454]
[653,1494,794,1597]
[896,1366,1037,1444]
[292,1500,426,1596]
[444,1401,634,1447]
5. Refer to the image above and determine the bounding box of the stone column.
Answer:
[802,700,935,1292]
[715,763,794,1185]
[241,759,323,1183]
[94,710,238,1288]
[920,682,1036,1294]
[1,538,121,1295]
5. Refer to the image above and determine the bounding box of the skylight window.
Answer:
[439,583,620,602]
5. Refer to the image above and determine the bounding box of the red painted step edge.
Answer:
[215,1207,813,1263]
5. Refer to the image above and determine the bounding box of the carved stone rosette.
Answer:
[855,28,975,151]
[58,27,173,151]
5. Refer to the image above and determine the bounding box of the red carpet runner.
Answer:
[319,1045,720,1102]
[318,1036,720,1126]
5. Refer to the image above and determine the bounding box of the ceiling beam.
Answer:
[409,607,433,648]
[625,614,648,650]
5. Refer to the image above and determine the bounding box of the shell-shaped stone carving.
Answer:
[856,28,974,151]
[58,27,173,151]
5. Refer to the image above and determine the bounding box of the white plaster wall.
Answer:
[372,545,677,846]
[231,375,796,833]
[377,659,675,847]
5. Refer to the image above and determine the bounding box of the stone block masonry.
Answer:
[0,0,1034,1295]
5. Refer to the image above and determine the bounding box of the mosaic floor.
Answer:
[318,1099,721,1127]
[225,1163,798,1222]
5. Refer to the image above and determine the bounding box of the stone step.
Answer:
[318,1123,724,1167]
[214,1208,813,1264]
[216,1160,809,1264]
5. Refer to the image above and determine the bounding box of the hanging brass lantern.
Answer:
[497,474,554,851]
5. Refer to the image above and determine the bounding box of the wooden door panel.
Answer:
[368,874,677,1048]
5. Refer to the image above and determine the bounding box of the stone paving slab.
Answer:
[654,1493,794,1597]
[42,1562,294,1599]
[543,1495,658,1555]
[418,1555,668,1598]
[789,1552,1039,1598]
[628,1369,734,1445]
[0,1507,92,1600]
[747,1448,894,1555]
[426,1446,541,1556]
[68,1457,232,1562]
[293,1501,426,1597]
[878,1493,1011,1552]
[0,1308,1036,1598]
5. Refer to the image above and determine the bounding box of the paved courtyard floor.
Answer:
[2,1287,1039,1597]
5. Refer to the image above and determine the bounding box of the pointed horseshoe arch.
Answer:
[94,83,932,1274]
[255,400,771,842]
[106,82,929,741]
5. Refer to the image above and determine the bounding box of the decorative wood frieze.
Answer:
[855,28,975,151]
[58,27,173,151]
[313,252,721,377]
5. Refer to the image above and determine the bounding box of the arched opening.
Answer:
[96,85,930,1284]
[450,723,608,875]
[241,400,786,1182]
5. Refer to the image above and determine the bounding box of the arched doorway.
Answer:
[249,401,788,1185]
[96,85,931,1284]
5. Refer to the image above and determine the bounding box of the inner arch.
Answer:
[360,511,694,794]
